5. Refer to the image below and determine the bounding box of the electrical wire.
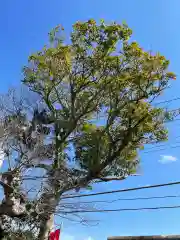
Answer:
[64,194,180,204]
[61,180,180,199]
[154,97,180,106]
[144,136,180,150]
[143,144,180,154]
[58,205,180,214]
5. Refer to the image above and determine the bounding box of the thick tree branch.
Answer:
[95,174,140,183]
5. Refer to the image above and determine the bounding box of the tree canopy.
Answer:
[0,19,177,239]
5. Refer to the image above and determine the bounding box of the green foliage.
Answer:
[86,185,93,190]
[22,19,176,179]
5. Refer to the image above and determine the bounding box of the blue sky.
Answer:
[1,0,180,239]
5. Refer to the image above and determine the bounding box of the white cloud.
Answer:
[159,155,177,164]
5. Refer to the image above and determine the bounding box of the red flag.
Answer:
[49,229,60,240]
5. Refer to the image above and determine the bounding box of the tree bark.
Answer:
[37,168,91,239]
[38,213,54,240]
[37,190,62,240]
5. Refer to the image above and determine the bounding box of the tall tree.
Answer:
[0,19,177,239]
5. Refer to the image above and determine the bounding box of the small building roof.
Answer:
[108,235,180,239]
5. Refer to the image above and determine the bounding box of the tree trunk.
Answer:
[38,213,54,240]
[37,167,86,239]
[37,190,62,240]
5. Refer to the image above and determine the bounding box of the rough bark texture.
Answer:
[38,213,54,240]
[37,182,63,240]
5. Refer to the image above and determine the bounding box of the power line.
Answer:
[154,97,180,106]
[65,194,180,204]
[143,144,180,154]
[145,136,180,150]
[58,205,180,214]
[61,180,180,199]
